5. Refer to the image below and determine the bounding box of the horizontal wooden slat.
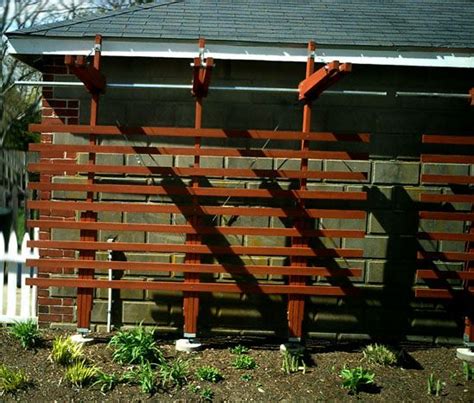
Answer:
[422,135,474,145]
[415,288,456,299]
[26,277,359,296]
[27,220,367,238]
[422,174,474,185]
[417,251,474,261]
[28,163,368,181]
[419,211,474,221]
[420,194,474,203]
[421,154,474,164]
[29,143,368,161]
[418,231,474,242]
[28,240,363,257]
[29,124,370,143]
[26,259,363,277]
[28,182,367,201]
[417,269,474,280]
[28,200,366,219]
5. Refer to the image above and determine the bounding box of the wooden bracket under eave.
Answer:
[298,61,352,102]
[65,54,106,95]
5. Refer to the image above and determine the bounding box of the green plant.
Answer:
[427,373,443,396]
[93,370,121,393]
[339,366,375,395]
[122,362,157,394]
[463,362,474,381]
[9,320,41,349]
[109,324,163,365]
[196,366,223,383]
[0,365,29,394]
[229,345,249,355]
[233,355,257,370]
[240,374,252,382]
[281,350,306,374]
[362,343,397,366]
[50,336,84,366]
[200,387,214,401]
[158,357,189,388]
[64,361,98,388]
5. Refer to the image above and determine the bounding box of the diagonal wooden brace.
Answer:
[298,61,352,101]
[192,57,214,98]
[65,54,106,95]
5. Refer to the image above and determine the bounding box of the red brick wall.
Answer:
[37,56,79,327]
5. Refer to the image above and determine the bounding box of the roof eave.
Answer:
[6,35,474,69]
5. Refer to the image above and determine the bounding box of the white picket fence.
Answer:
[0,229,39,323]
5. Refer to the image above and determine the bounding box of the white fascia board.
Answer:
[7,36,474,68]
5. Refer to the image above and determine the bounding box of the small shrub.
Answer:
[93,370,121,393]
[196,366,223,383]
[427,373,443,396]
[0,365,29,394]
[233,355,257,370]
[240,374,252,382]
[362,344,397,366]
[109,324,163,365]
[158,357,189,388]
[9,320,41,349]
[463,362,474,381]
[64,361,98,388]
[200,387,214,401]
[122,362,157,395]
[229,345,249,355]
[281,350,306,374]
[50,336,84,366]
[339,366,375,395]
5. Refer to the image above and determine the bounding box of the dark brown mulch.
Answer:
[0,328,473,402]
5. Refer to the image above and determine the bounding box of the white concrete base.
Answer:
[280,343,305,354]
[175,338,202,353]
[456,348,474,362]
[70,333,94,344]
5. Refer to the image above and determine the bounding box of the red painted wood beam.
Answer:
[298,60,352,102]
[64,38,106,94]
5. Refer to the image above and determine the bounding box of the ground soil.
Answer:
[0,328,473,402]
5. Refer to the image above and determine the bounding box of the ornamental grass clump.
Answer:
[362,344,397,366]
[281,350,306,374]
[0,365,29,395]
[196,366,223,383]
[158,357,189,388]
[109,324,163,365]
[122,362,157,395]
[64,360,98,388]
[9,320,41,350]
[50,336,84,366]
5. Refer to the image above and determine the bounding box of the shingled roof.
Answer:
[8,0,474,50]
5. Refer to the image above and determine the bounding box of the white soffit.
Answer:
[7,36,474,68]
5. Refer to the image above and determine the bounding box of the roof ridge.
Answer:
[15,0,182,35]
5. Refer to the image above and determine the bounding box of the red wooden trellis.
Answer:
[416,132,474,345]
[26,37,369,339]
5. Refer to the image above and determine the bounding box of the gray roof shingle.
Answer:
[7,0,474,49]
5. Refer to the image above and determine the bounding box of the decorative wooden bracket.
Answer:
[65,35,106,95]
[298,60,352,102]
[192,38,213,98]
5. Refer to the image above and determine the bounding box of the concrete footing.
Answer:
[70,333,94,344]
[456,348,474,362]
[175,338,202,353]
[279,342,305,354]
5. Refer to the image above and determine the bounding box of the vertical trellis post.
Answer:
[183,38,213,338]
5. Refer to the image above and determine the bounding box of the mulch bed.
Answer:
[0,328,473,401]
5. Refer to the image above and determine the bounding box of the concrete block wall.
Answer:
[36,56,474,342]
